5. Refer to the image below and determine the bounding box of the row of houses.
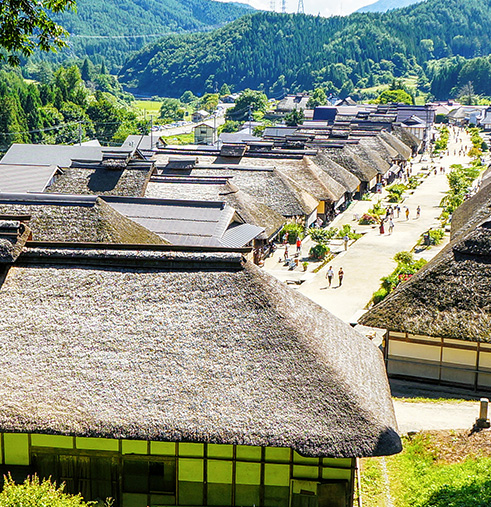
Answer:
[0,137,403,506]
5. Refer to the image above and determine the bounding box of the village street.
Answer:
[263,127,491,433]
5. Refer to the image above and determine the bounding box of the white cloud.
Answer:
[217,0,376,15]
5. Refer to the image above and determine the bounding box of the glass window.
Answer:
[124,458,176,495]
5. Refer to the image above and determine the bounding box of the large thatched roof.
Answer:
[311,152,360,193]
[451,182,491,241]
[359,218,491,341]
[0,247,401,458]
[378,131,412,160]
[349,141,390,176]
[46,165,153,197]
[392,126,421,151]
[322,146,378,183]
[0,195,166,244]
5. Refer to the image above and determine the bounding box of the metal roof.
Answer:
[0,164,61,193]
[102,196,263,248]
[1,144,135,168]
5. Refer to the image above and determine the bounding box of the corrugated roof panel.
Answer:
[0,164,60,193]
[220,223,264,248]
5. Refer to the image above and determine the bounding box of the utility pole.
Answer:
[248,105,253,135]
[150,115,153,149]
[78,121,82,145]
[297,0,304,13]
[270,0,275,11]
[281,0,286,13]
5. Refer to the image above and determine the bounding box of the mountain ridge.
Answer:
[356,0,425,13]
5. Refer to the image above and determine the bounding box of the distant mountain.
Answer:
[356,0,424,12]
[40,0,254,71]
[118,0,491,98]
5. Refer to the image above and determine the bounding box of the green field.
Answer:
[133,100,163,119]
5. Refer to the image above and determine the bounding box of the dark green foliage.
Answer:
[309,243,330,260]
[32,0,252,72]
[226,90,267,121]
[119,0,491,97]
[0,66,140,150]
[279,221,304,243]
[284,109,304,126]
[308,227,337,243]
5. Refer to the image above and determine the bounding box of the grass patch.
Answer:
[133,100,163,118]
[160,132,194,145]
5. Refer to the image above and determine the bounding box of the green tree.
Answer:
[219,83,231,96]
[376,88,414,104]
[307,87,327,108]
[0,0,76,65]
[226,89,268,121]
[284,109,304,126]
[199,93,219,112]
[159,97,183,122]
[180,90,197,104]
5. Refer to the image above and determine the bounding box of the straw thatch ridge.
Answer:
[322,146,378,183]
[349,141,390,176]
[359,218,491,341]
[360,137,399,166]
[0,223,31,263]
[46,166,152,197]
[451,183,491,241]
[311,153,360,193]
[0,199,167,245]
[0,249,401,457]
[392,126,420,152]
[379,131,412,160]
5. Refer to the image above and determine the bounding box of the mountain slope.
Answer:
[42,0,254,70]
[118,0,491,97]
[356,0,424,13]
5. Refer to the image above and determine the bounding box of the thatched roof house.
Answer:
[0,194,166,244]
[359,213,491,389]
[0,246,400,505]
[312,152,361,195]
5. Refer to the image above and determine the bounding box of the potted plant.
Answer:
[302,261,308,271]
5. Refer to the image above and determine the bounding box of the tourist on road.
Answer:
[338,267,344,287]
[395,205,400,218]
[284,246,289,261]
[379,220,385,235]
[296,237,301,254]
[416,205,421,219]
[405,207,410,220]
[343,234,349,251]
[326,266,334,287]
[388,219,394,235]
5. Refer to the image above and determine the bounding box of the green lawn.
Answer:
[160,132,194,145]
[133,100,163,118]
[361,431,491,507]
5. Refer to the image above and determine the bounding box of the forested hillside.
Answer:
[118,0,491,98]
[36,0,253,72]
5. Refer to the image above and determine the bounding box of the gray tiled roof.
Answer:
[0,164,60,193]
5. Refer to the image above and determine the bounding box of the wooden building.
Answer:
[359,184,491,389]
[0,243,401,507]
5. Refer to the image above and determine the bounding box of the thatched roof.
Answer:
[378,132,412,160]
[359,218,491,341]
[349,141,390,176]
[451,182,491,241]
[0,247,401,457]
[360,137,399,166]
[158,162,318,218]
[0,223,30,263]
[45,165,153,197]
[0,195,166,244]
[392,126,421,151]
[311,153,360,193]
[321,146,378,183]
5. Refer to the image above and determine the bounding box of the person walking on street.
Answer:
[388,219,394,235]
[338,267,344,287]
[379,219,385,235]
[405,207,410,221]
[416,205,421,219]
[395,205,400,218]
[284,246,289,261]
[296,237,301,254]
[326,266,334,287]
[343,234,349,251]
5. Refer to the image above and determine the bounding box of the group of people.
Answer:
[378,204,421,235]
[325,266,344,288]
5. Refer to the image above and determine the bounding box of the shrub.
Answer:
[359,213,378,225]
[406,176,421,190]
[394,251,413,264]
[309,243,330,260]
[279,222,304,243]
[0,475,91,506]
[361,192,372,201]
[308,227,337,243]
[368,201,385,216]
[372,287,389,305]
[428,228,445,245]
[336,224,362,240]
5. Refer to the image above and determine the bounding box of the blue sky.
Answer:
[219,0,377,16]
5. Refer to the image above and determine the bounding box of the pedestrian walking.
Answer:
[283,232,289,245]
[379,220,385,235]
[395,205,400,218]
[405,207,410,221]
[343,234,349,251]
[388,219,394,235]
[338,267,344,287]
[284,246,289,261]
[416,205,421,219]
[326,266,334,287]
[296,237,301,254]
